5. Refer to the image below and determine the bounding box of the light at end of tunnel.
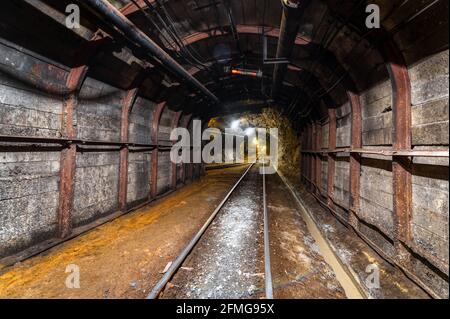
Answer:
[245,127,255,136]
[231,119,240,129]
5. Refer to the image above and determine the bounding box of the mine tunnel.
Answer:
[0,0,448,301]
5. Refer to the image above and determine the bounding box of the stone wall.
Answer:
[0,42,191,260]
[0,41,65,256]
[409,50,449,297]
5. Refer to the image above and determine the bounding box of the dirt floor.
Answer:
[0,164,426,299]
[162,166,347,299]
[266,173,346,299]
[287,179,430,299]
[0,166,248,298]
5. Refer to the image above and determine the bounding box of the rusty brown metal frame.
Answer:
[306,123,312,191]
[304,124,310,186]
[310,123,315,192]
[326,109,337,210]
[314,121,322,197]
[57,32,106,238]
[150,102,167,199]
[171,111,183,190]
[348,91,362,230]
[384,40,414,267]
[118,87,140,212]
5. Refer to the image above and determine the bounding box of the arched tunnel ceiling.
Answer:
[3,0,447,122]
[120,0,383,118]
[105,0,447,120]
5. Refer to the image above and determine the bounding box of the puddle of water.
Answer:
[277,173,365,299]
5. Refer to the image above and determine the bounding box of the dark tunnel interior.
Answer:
[0,0,448,300]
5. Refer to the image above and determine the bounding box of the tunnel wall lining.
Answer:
[300,49,449,298]
[0,40,201,266]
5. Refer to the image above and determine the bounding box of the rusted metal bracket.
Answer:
[314,121,322,197]
[327,109,337,210]
[348,91,362,230]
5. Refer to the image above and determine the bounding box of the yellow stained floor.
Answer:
[0,166,247,298]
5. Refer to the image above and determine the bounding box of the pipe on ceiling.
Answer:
[271,0,309,98]
[83,0,219,104]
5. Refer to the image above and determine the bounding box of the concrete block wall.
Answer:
[320,159,328,196]
[157,152,172,195]
[72,79,125,227]
[0,41,65,138]
[129,97,154,144]
[359,156,395,256]
[0,42,65,256]
[77,78,124,142]
[0,42,197,261]
[307,49,449,298]
[336,102,351,148]
[127,151,151,206]
[0,151,60,256]
[127,96,154,206]
[409,50,449,296]
[333,155,350,221]
[333,103,351,220]
[361,80,393,146]
[358,80,396,257]
[73,150,119,227]
[320,123,329,197]
[159,109,175,146]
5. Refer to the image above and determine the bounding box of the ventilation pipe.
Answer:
[83,0,219,104]
[271,0,309,98]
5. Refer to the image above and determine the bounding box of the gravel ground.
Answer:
[162,165,265,299]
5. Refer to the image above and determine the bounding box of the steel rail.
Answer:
[262,159,274,299]
[147,162,255,299]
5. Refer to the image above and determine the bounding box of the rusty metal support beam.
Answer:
[57,32,106,239]
[118,87,140,212]
[171,111,183,190]
[308,123,314,191]
[150,102,167,199]
[304,124,310,188]
[384,41,413,266]
[314,122,322,196]
[327,109,337,210]
[348,91,362,230]
[311,123,317,192]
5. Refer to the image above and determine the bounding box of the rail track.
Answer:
[147,162,276,299]
[147,162,362,299]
